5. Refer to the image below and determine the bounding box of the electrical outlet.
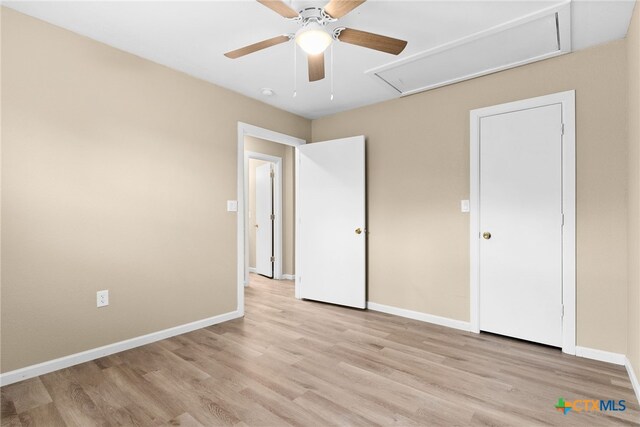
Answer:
[97,290,109,308]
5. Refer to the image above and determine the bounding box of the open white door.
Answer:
[297,136,366,308]
[255,163,273,278]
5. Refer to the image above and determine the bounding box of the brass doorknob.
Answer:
[482,232,491,240]
[255,224,259,228]
[355,228,362,235]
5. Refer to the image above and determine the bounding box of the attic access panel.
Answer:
[368,5,571,96]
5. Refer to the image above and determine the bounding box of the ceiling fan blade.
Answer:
[308,53,325,82]
[257,0,299,18]
[324,0,366,19]
[224,35,291,59]
[336,28,407,55]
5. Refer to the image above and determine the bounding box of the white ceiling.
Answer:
[3,0,636,119]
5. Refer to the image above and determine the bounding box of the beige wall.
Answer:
[313,40,629,354]
[0,8,310,373]
[245,137,295,275]
[627,1,640,378]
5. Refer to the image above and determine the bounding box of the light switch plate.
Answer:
[461,200,470,213]
[227,200,238,212]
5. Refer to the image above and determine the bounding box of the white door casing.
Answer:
[470,90,576,354]
[255,162,273,277]
[297,136,366,309]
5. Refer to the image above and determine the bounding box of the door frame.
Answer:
[469,90,576,354]
[245,152,282,280]
[237,122,305,316]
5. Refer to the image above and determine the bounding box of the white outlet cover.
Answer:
[461,200,470,213]
[227,200,238,212]
[97,290,109,307]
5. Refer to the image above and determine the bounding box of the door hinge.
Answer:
[270,256,275,263]
[270,214,275,221]
[561,304,564,317]
[561,213,565,226]
[561,123,565,136]
[270,170,275,178]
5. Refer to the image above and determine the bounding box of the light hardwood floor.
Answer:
[2,274,639,426]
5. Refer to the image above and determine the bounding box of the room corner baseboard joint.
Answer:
[625,357,640,405]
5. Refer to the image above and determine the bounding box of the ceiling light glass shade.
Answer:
[295,22,333,55]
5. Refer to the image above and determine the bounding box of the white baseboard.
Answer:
[575,346,626,365]
[367,301,471,332]
[0,310,242,387]
[625,357,640,404]
[248,267,257,273]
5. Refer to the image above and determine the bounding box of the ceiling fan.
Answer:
[224,0,408,82]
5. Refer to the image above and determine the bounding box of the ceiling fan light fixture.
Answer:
[295,22,332,55]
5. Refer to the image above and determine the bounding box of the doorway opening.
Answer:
[237,123,367,316]
[246,150,281,280]
[236,123,305,316]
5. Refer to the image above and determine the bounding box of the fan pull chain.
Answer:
[293,43,297,98]
[330,43,334,101]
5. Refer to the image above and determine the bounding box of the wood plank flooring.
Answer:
[2,273,639,426]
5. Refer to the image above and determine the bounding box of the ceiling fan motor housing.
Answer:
[293,7,336,26]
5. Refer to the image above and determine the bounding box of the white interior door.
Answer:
[297,136,366,308]
[255,162,273,277]
[479,104,563,347]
